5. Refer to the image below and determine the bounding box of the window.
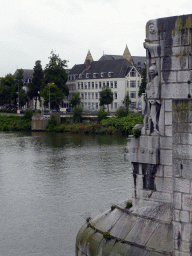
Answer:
[93,73,98,78]
[138,81,140,87]
[88,92,90,99]
[115,103,117,109]
[111,103,113,109]
[131,102,136,109]
[92,103,95,109]
[95,83,98,89]
[99,82,101,89]
[130,81,136,87]
[81,82,83,89]
[96,103,98,109]
[101,72,104,77]
[107,82,109,88]
[108,72,113,77]
[86,73,89,78]
[110,82,113,88]
[85,83,87,89]
[88,102,91,109]
[85,92,87,99]
[78,83,80,89]
[130,92,136,98]
[79,74,82,78]
[130,70,136,77]
[127,81,129,88]
[88,82,90,89]
[114,92,117,99]
[103,82,105,87]
[95,92,98,99]
[81,93,84,99]
[92,82,94,89]
[114,81,117,88]
[92,92,94,99]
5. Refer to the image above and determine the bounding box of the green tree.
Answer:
[19,88,28,107]
[116,93,131,118]
[41,83,63,110]
[138,68,146,97]
[43,51,69,97]
[99,87,113,112]
[0,74,16,105]
[28,60,44,110]
[72,105,83,123]
[69,92,81,108]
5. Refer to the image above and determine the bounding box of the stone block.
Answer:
[161,83,188,99]
[173,210,180,222]
[146,223,173,253]
[165,99,172,111]
[162,56,188,71]
[182,160,192,179]
[139,189,172,203]
[173,178,190,193]
[182,194,192,211]
[125,218,158,246]
[173,192,182,209]
[181,133,192,145]
[172,133,180,145]
[173,221,181,240]
[160,136,172,149]
[177,123,192,133]
[164,166,173,177]
[182,223,192,242]
[156,165,163,177]
[180,211,189,223]
[110,213,137,240]
[165,112,172,125]
[173,144,192,160]
[173,159,182,177]
[155,177,173,193]
[161,71,177,83]
[165,125,172,136]
[109,241,131,256]
[160,149,172,165]
[177,71,190,83]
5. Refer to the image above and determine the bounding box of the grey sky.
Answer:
[1,0,192,77]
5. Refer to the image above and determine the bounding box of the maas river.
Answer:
[0,132,132,256]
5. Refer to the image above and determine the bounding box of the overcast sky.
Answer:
[1,0,192,77]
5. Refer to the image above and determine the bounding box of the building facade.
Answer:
[66,46,146,112]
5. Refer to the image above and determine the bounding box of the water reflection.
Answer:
[0,132,131,256]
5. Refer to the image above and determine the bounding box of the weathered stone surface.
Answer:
[173,144,192,160]
[93,208,123,232]
[173,192,182,209]
[161,71,177,83]
[182,194,192,211]
[165,99,172,111]
[110,213,137,239]
[146,223,173,252]
[109,242,131,256]
[125,218,158,245]
[161,83,188,98]
[164,166,173,177]
[160,136,172,149]
[160,149,172,165]
[180,211,189,223]
[165,125,172,136]
[165,112,172,125]
[155,177,173,193]
[173,178,190,193]
[181,133,192,145]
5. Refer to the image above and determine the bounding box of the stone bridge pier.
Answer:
[76,14,192,256]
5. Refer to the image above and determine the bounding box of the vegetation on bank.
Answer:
[0,110,32,131]
[0,110,143,135]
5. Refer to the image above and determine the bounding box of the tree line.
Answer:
[0,51,69,110]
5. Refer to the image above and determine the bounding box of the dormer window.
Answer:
[86,73,90,78]
[101,72,105,78]
[93,73,98,78]
[130,69,136,77]
[108,72,113,77]
[79,74,82,79]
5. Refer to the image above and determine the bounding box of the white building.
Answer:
[66,46,146,112]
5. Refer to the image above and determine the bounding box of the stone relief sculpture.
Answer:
[142,21,161,135]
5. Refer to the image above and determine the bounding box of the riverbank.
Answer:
[0,113,143,135]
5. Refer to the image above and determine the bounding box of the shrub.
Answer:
[72,105,83,123]
[126,200,133,209]
[46,115,58,131]
[116,106,127,118]
[133,128,141,138]
[23,109,33,121]
[97,107,107,123]
[103,232,112,241]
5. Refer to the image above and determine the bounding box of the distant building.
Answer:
[66,46,146,112]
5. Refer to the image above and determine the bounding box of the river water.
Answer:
[0,132,132,256]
